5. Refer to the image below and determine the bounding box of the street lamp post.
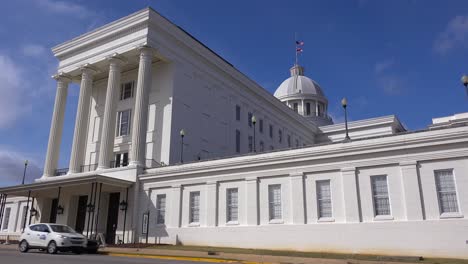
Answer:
[252,115,257,152]
[461,75,468,96]
[22,160,28,185]
[341,98,351,141]
[180,129,185,163]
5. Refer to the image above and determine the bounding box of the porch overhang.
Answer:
[0,174,134,197]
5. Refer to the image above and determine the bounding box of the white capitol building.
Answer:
[1,7,468,259]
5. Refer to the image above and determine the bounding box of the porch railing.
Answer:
[80,164,98,173]
[54,168,69,176]
[109,160,128,168]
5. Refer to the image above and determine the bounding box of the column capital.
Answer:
[52,72,72,83]
[80,64,99,75]
[137,45,156,55]
[106,53,127,66]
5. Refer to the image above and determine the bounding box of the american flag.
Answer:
[296,40,304,46]
[296,47,303,53]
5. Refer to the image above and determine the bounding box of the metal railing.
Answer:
[54,168,68,176]
[80,164,98,173]
[109,160,128,168]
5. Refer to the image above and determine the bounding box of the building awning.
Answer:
[0,174,134,197]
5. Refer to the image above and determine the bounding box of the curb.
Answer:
[100,251,256,263]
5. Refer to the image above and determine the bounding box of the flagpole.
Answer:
[295,32,298,66]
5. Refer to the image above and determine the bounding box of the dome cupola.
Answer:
[274,64,333,126]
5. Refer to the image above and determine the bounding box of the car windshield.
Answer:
[49,225,76,233]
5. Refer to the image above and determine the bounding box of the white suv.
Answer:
[19,223,87,254]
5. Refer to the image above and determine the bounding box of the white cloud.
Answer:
[434,15,468,54]
[375,59,395,74]
[34,0,92,18]
[0,148,42,187]
[0,55,32,128]
[21,44,47,58]
[378,75,405,95]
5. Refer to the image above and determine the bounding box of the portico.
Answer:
[42,46,157,178]
[0,174,135,244]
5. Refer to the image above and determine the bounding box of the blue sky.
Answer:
[0,0,467,186]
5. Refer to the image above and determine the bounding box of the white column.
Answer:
[301,100,305,115]
[315,100,319,116]
[341,167,361,222]
[98,56,125,169]
[289,172,305,224]
[68,66,96,174]
[42,73,71,178]
[206,181,218,227]
[130,47,154,167]
[169,185,182,228]
[245,177,258,225]
[400,161,424,220]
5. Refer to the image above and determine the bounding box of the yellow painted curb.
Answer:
[105,252,240,263]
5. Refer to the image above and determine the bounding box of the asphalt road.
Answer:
[0,247,213,264]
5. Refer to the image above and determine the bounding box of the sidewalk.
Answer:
[101,246,423,264]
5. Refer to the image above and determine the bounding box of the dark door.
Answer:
[75,196,88,233]
[105,193,120,244]
[49,198,58,223]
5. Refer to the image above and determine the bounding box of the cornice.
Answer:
[319,115,403,133]
[140,125,468,181]
[52,8,150,57]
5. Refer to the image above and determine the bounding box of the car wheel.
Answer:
[18,240,29,253]
[47,241,58,254]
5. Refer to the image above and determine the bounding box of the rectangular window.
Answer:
[435,170,459,214]
[371,175,391,216]
[235,105,241,121]
[226,188,239,222]
[20,206,28,231]
[259,141,264,152]
[287,135,291,147]
[156,194,166,224]
[306,103,311,115]
[248,136,253,152]
[316,180,332,218]
[259,119,264,133]
[189,191,200,224]
[269,124,273,138]
[117,110,131,136]
[293,103,298,113]
[114,152,128,167]
[295,139,299,148]
[2,207,11,230]
[268,185,282,220]
[235,130,241,153]
[248,112,253,127]
[120,81,134,100]
[278,130,282,143]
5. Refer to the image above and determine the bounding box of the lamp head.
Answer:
[180,129,185,137]
[461,75,468,87]
[251,115,256,124]
[341,97,348,108]
[25,160,28,166]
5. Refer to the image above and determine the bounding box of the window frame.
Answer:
[189,191,201,225]
[434,169,461,217]
[156,194,167,225]
[226,188,239,224]
[235,105,241,121]
[2,207,11,231]
[370,175,392,219]
[268,184,283,222]
[259,119,264,133]
[117,109,132,137]
[316,180,333,221]
[120,81,135,101]
[235,130,241,153]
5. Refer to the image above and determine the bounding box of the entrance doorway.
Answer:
[75,196,88,233]
[49,198,58,223]
[105,193,120,244]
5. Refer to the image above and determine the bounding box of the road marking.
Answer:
[105,252,240,263]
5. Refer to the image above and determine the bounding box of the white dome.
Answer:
[273,65,325,99]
